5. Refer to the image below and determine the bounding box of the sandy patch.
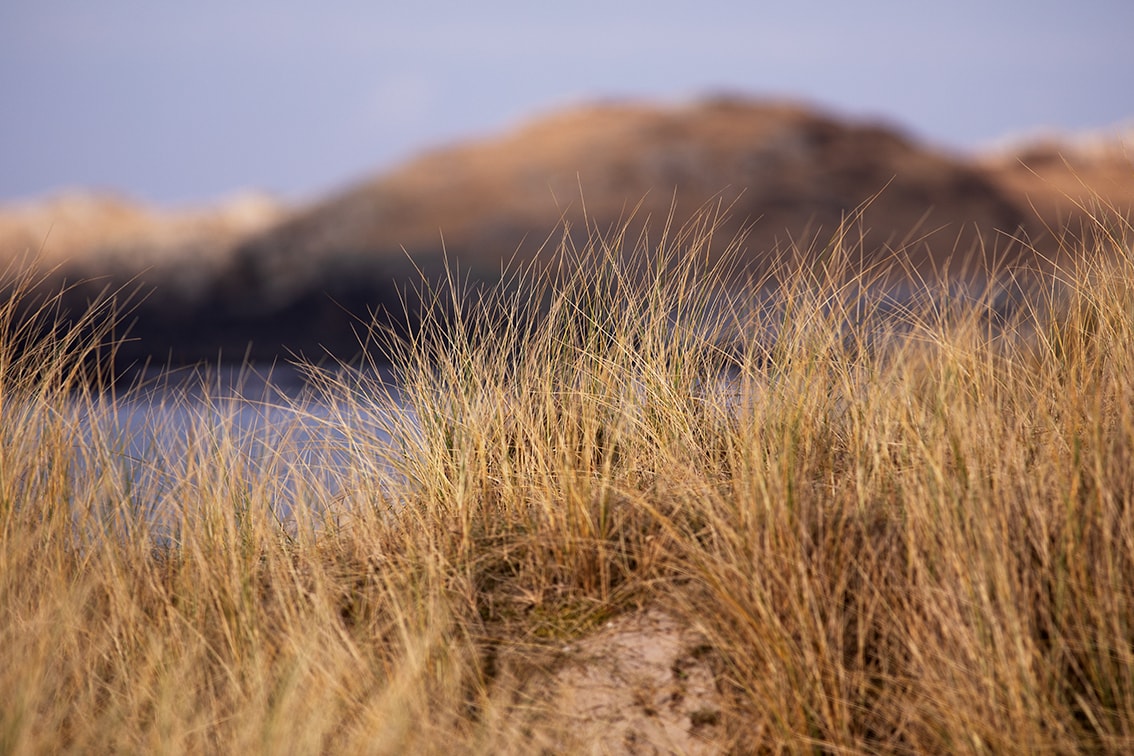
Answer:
[533,607,724,755]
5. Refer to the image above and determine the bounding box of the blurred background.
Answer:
[3,0,1131,205]
[1,1,1132,370]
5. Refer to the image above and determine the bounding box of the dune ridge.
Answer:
[2,97,1130,367]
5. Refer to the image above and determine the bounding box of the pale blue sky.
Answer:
[1,1,1131,205]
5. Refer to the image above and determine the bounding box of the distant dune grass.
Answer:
[2,203,1134,753]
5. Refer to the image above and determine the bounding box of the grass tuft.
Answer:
[3,207,1134,752]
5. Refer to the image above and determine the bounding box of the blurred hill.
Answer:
[978,123,1134,235]
[2,97,1131,369]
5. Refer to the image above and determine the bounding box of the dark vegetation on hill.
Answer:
[2,97,1130,370]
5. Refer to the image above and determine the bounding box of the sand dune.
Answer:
[2,97,1130,367]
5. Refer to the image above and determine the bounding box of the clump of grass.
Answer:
[2,206,1134,753]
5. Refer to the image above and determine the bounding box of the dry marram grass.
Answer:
[2,208,1134,753]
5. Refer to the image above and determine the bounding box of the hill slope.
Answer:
[2,97,1130,366]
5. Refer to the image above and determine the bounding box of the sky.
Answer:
[1,0,1131,206]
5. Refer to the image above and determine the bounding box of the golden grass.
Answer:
[2,207,1134,753]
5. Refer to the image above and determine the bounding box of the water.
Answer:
[63,282,1029,525]
[72,363,406,523]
